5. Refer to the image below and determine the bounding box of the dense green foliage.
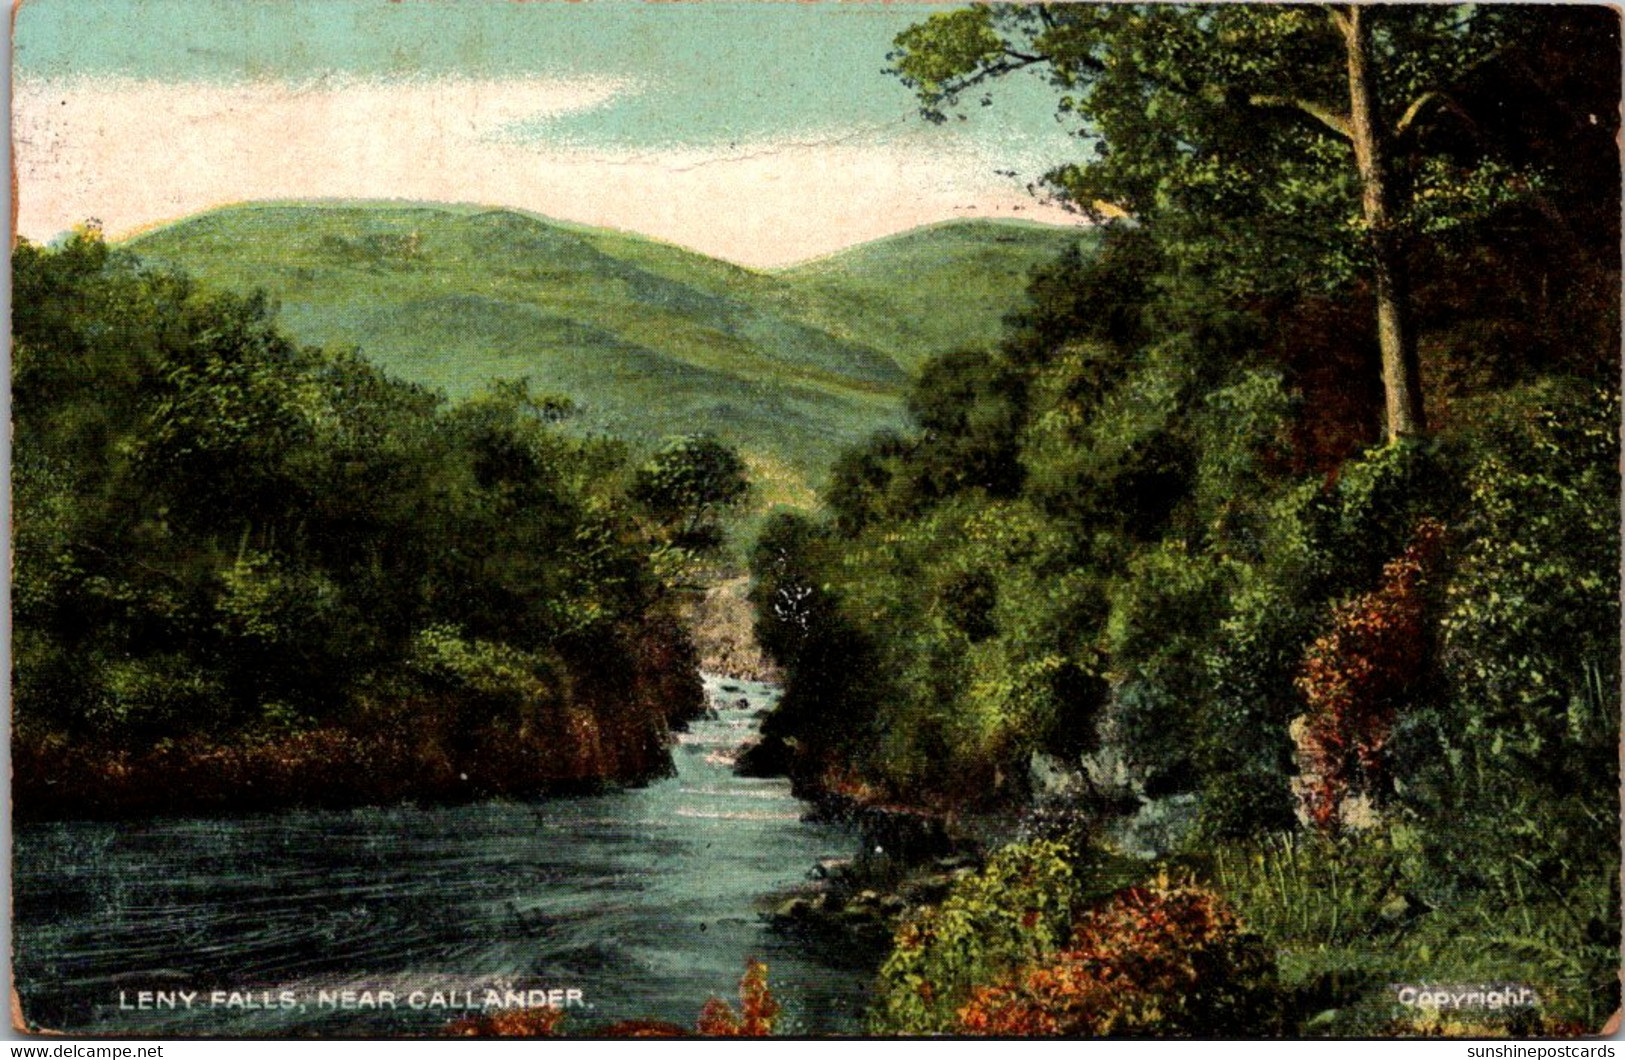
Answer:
[872,840,1078,1034]
[760,2,1619,1033]
[889,3,1623,440]
[889,4,1586,286]
[12,230,712,816]
[632,434,751,557]
[127,204,1088,507]
[1206,821,1617,1033]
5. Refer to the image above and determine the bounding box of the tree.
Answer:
[632,434,750,555]
[12,232,705,813]
[889,4,1596,441]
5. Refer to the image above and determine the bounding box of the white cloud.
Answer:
[14,75,1081,267]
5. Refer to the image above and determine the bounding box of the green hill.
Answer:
[126,202,1090,506]
[772,218,1096,374]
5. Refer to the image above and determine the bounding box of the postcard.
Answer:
[10,0,1621,1040]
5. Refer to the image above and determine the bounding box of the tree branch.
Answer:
[1250,94,1355,140]
[939,53,1052,102]
[1326,5,1354,39]
[1393,90,1446,137]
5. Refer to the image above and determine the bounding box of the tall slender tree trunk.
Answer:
[1336,4,1427,440]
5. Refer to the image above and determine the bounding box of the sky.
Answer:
[12,0,1090,267]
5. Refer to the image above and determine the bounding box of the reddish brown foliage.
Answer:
[442,961,779,1038]
[445,1005,566,1037]
[695,959,781,1037]
[11,698,679,821]
[956,875,1276,1037]
[1294,519,1446,832]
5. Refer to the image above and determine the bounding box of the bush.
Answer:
[1191,441,1459,839]
[957,874,1279,1036]
[1431,383,1619,791]
[695,959,781,1037]
[1104,540,1244,795]
[871,840,1077,1034]
[1388,383,1620,1027]
[445,1006,565,1038]
[1293,519,1445,832]
[1194,578,1307,837]
[633,433,749,554]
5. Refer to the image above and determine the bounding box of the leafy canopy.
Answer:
[891,4,1540,295]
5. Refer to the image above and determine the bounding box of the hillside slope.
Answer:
[773,219,1096,374]
[126,202,1090,502]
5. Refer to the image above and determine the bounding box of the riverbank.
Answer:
[12,716,672,823]
[13,636,706,822]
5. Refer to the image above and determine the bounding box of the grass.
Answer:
[1209,830,1402,948]
[1199,826,1619,1035]
[126,201,1090,503]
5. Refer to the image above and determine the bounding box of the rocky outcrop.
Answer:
[763,852,983,948]
[680,576,781,682]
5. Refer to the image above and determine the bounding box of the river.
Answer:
[11,676,875,1036]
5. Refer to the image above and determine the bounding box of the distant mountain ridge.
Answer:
[126,201,1092,505]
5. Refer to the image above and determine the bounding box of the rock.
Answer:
[775,897,812,920]
[855,806,955,865]
[734,698,750,709]
[721,684,743,693]
[903,874,953,903]
[734,736,792,778]
[1030,751,1085,798]
[811,858,852,880]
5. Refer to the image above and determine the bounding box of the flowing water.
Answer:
[12,676,875,1035]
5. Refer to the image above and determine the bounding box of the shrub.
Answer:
[871,840,1077,1035]
[1431,383,1619,791]
[1195,578,1308,838]
[957,874,1278,1036]
[1387,383,1620,1028]
[1293,519,1445,832]
[1104,540,1244,794]
[695,959,781,1037]
[1191,441,1458,840]
[84,652,225,740]
[633,433,749,554]
[445,1006,565,1038]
